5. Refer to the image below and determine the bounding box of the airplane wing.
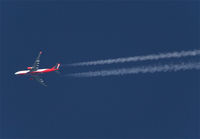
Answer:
[32,75,47,87]
[30,51,42,71]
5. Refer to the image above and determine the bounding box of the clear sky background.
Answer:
[1,0,200,139]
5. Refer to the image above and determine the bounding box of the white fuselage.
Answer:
[15,69,47,75]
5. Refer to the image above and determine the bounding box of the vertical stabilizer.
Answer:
[52,63,61,69]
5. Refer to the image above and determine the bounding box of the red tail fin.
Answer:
[52,63,61,69]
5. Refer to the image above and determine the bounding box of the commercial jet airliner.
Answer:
[15,51,60,86]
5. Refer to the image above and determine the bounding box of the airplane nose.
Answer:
[14,72,18,75]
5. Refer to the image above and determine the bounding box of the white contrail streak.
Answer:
[68,49,200,66]
[67,61,200,77]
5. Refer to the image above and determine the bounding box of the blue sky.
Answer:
[1,1,199,139]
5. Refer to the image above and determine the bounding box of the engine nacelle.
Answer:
[27,67,33,70]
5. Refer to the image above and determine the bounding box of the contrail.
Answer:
[68,49,200,66]
[67,61,200,77]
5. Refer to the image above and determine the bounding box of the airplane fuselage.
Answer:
[15,68,58,75]
[15,51,60,86]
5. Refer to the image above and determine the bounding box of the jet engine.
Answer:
[27,67,33,70]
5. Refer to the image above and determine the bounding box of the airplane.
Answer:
[15,51,60,87]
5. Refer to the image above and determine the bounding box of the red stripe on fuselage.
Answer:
[30,68,58,74]
[16,68,59,75]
